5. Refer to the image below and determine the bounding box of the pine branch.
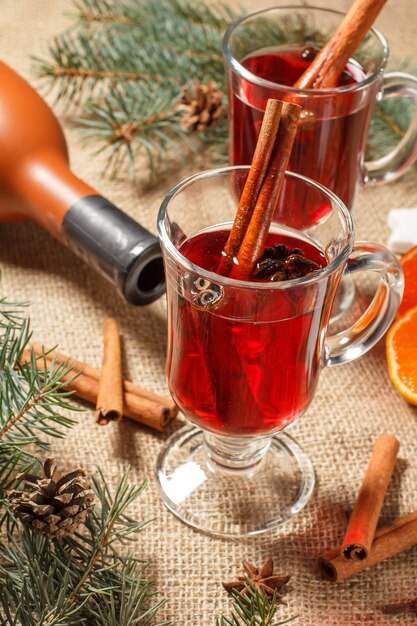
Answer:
[36,1,228,106]
[35,0,417,184]
[36,34,186,107]
[0,288,169,624]
[216,583,297,626]
[0,311,77,494]
[0,469,170,626]
[74,0,236,32]
[366,59,416,162]
[75,0,131,25]
[34,0,231,180]
[76,80,221,178]
[0,344,76,450]
[0,295,28,330]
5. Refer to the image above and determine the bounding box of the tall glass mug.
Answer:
[156,166,403,537]
[224,6,417,224]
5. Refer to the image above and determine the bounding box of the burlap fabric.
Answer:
[1,1,417,624]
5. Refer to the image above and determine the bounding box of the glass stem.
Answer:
[203,432,272,475]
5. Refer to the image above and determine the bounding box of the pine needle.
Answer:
[216,583,297,626]
[366,59,416,162]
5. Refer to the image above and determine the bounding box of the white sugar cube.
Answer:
[387,208,417,254]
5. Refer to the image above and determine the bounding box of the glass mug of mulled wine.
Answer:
[224,5,417,217]
[156,166,403,537]
[223,5,417,317]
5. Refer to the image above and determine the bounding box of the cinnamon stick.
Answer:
[294,0,388,89]
[217,99,283,276]
[231,102,301,280]
[382,596,417,615]
[95,318,124,425]
[24,349,177,431]
[31,342,175,409]
[319,511,417,582]
[341,434,400,560]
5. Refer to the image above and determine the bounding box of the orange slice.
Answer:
[398,245,417,318]
[386,305,417,405]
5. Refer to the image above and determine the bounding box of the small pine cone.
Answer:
[8,458,95,539]
[177,79,224,132]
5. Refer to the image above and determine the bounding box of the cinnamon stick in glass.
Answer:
[319,511,417,582]
[25,348,177,431]
[341,433,400,560]
[294,0,388,89]
[217,99,283,276]
[230,101,302,280]
[95,318,124,425]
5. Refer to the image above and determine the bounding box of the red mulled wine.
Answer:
[166,228,328,436]
[229,46,370,225]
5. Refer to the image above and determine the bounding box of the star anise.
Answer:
[252,244,321,282]
[222,559,290,599]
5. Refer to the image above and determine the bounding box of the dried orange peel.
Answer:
[386,305,417,406]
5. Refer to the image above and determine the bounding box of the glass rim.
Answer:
[157,166,355,291]
[222,4,389,95]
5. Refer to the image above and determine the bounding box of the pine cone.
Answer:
[8,458,95,539]
[177,79,224,132]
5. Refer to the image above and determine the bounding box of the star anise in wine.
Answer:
[252,244,320,281]
[222,559,290,598]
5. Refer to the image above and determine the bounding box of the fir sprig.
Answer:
[35,0,231,178]
[38,0,228,104]
[0,295,28,330]
[366,60,416,162]
[217,584,297,626]
[0,287,170,625]
[78,81,188,178]
[74,0,235,33]
[0,307,77,492]
[0,469,169,626]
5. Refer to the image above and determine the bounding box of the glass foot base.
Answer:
[329,275,356,325]
[155,426,315,537]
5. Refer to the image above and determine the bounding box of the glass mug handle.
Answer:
[364,72,417,185]
[325,242,403,367]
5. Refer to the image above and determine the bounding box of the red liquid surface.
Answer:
[230,46,373,224]
[166,229,329,436]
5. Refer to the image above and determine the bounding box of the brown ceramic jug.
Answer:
[0,61,165,305]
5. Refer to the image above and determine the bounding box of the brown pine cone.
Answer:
[177,79,224,132]
[8,458,95,539]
